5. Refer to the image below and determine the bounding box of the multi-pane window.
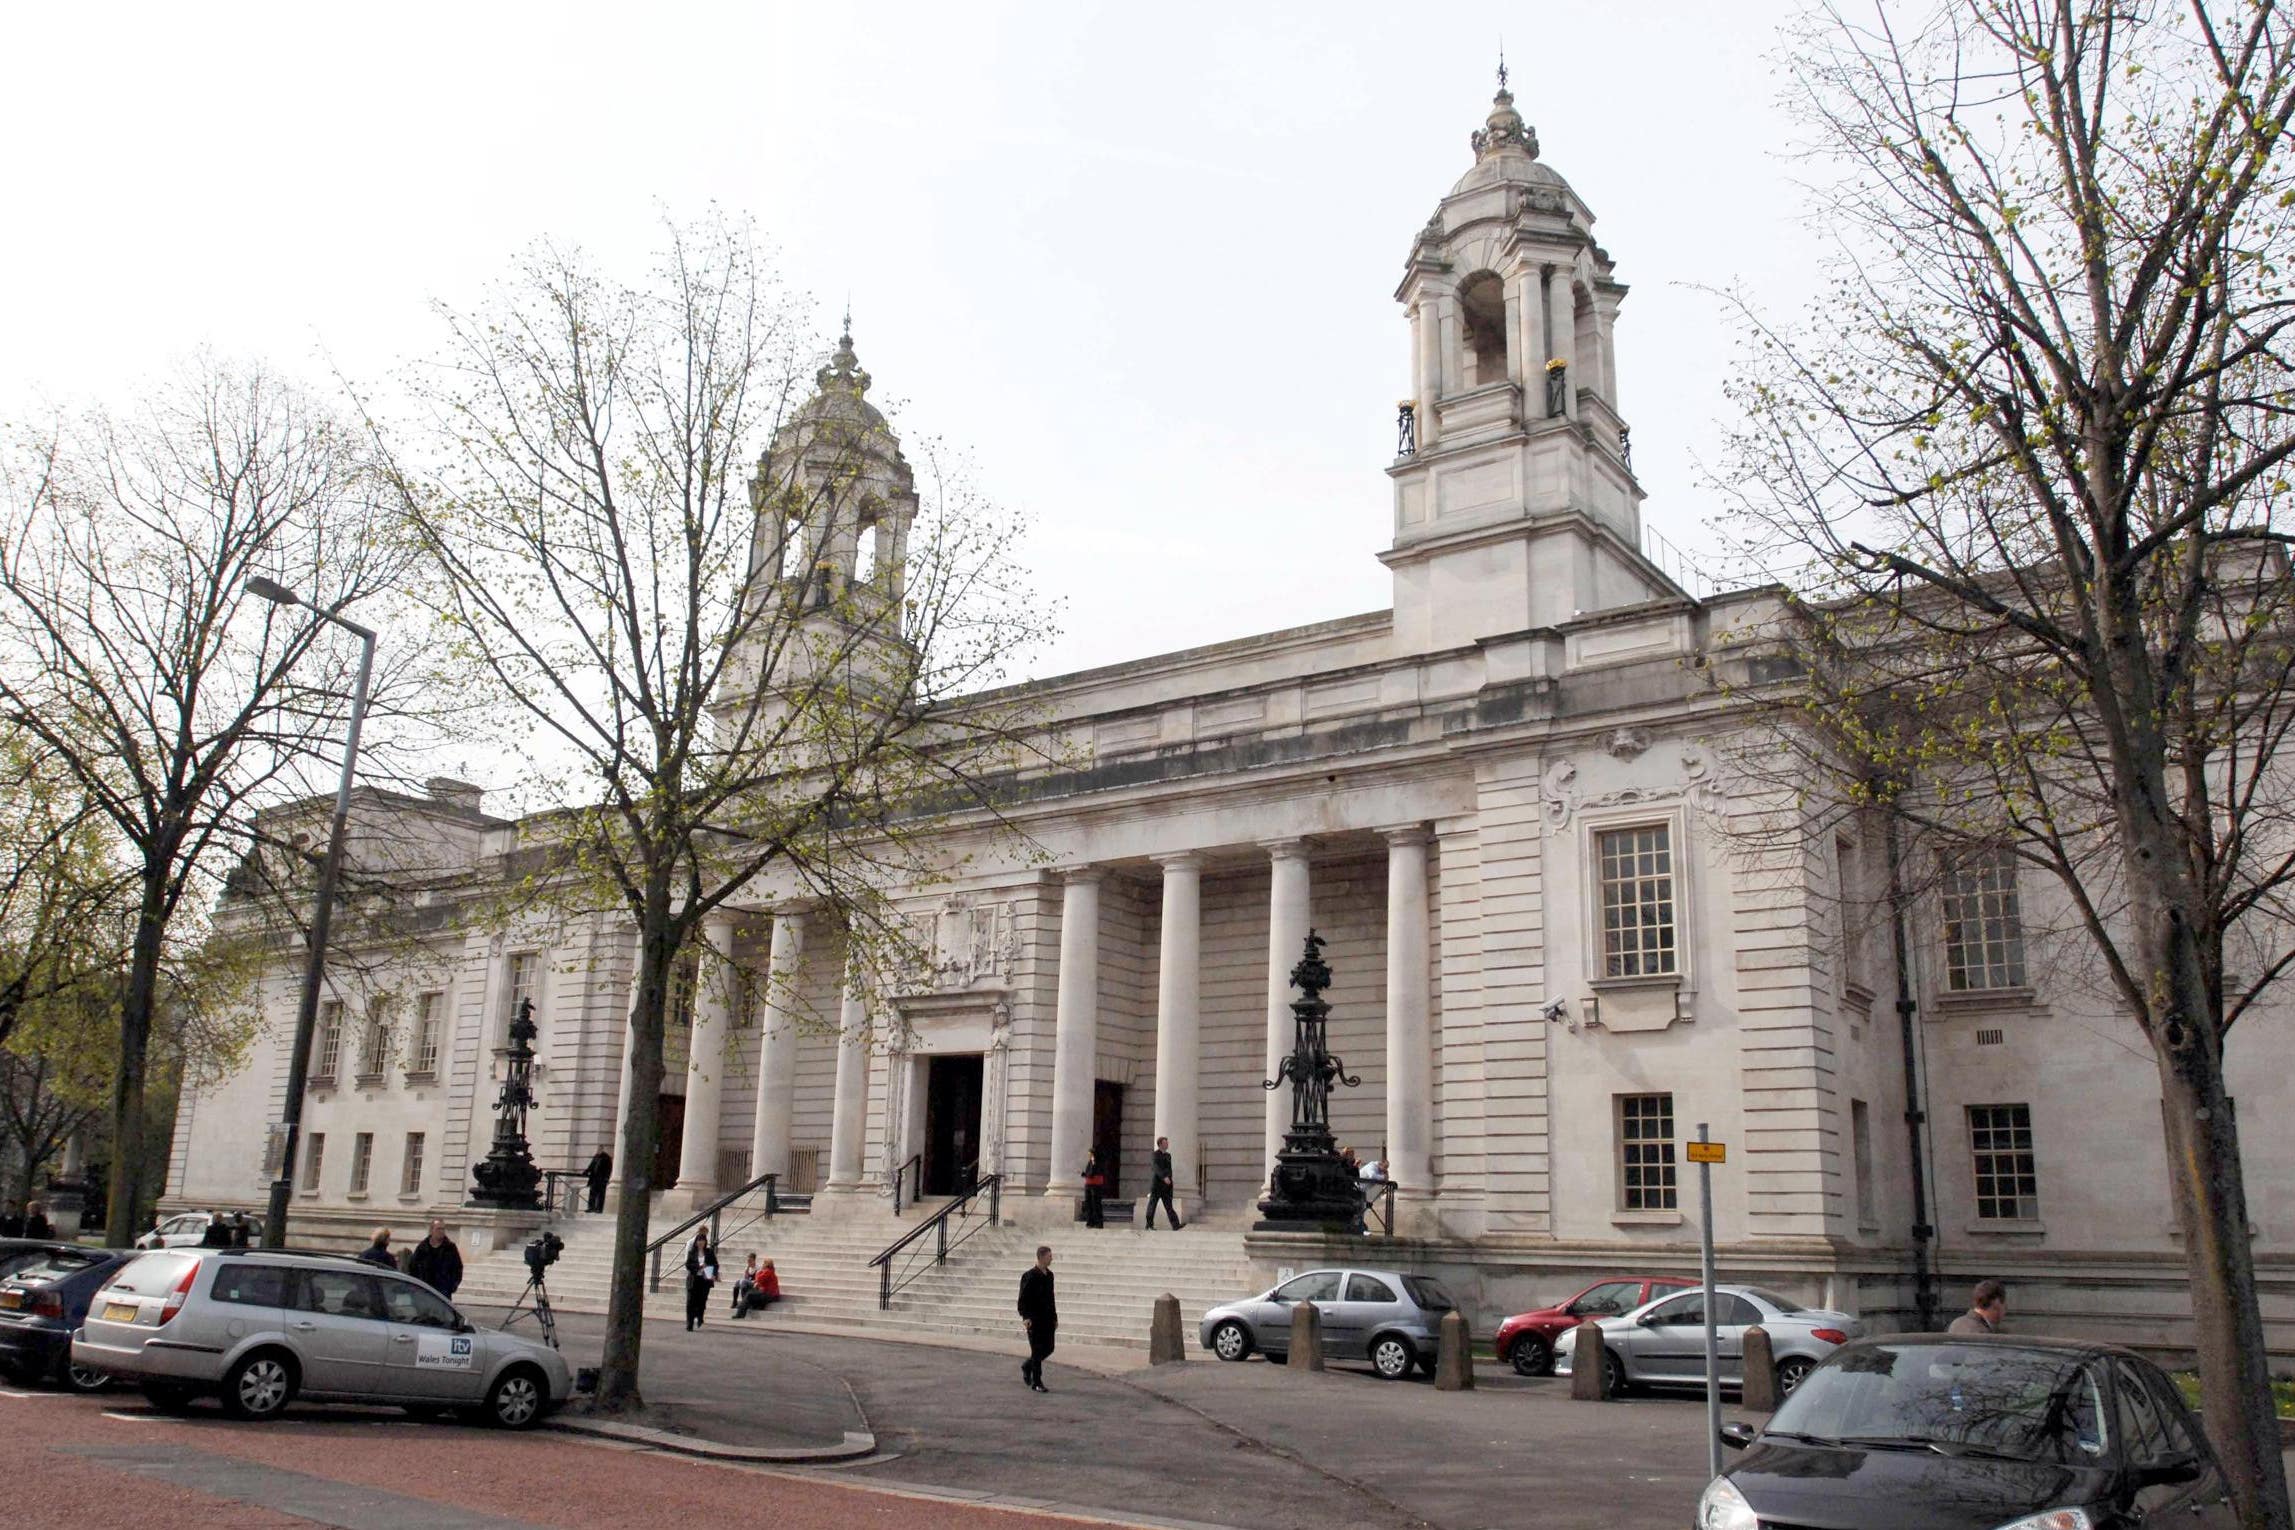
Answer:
[1943,846,2026,991]
[505,951,541,1034]
[1969,1103,2039,1221]
[1851,1098,1876,1227]
[349,1131,375,1196]
[410,992,443,1076]
[313,1000,343,1081]
[301,1132,325,1191]
[1598,825,1678,978]
[400,1132,426,1196]
[669,957,698,1031]
[1618,1092,1678,1211]
[357,998,391,1080]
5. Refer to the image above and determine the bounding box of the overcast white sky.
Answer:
[1,0,1819,681]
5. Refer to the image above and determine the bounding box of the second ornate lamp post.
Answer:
[469,998,544,1208]
[1256,930,1366,1230]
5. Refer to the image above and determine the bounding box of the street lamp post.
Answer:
[249,576,377,1250]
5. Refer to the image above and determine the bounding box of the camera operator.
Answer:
[407,1218,464,1299]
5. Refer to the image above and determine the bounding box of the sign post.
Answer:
[1690,1125,1725,1478]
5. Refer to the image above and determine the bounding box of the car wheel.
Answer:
[222,1350,297,1420]
[486,1365,547,1430]
[58,1358,111,1394]
[1371,1335,1416,1380]
[142,1384,197,1414]
[1210,1320,1253,1363]
[1602,1348,1629,1398]
[1775,1356,1815,1397]
[1509,1334,1554,1377]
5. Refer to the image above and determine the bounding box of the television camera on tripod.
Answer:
[502,1230,562,1350]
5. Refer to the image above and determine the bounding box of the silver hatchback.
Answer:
[1199,1268,1457,1379]
[72,1248,572,1428]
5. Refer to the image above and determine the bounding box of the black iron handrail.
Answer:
[892,1153,923,1214]
[646,1172,778,1293]
[538,1168,590,1224]
[1363,1179,1399,1236]
[869,1173,1000,1309]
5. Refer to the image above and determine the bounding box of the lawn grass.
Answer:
[2173,1371,2295,1419]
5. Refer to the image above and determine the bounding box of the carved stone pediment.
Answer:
[899,897,1017,993]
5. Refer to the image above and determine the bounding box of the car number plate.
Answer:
[0,1291,19,1310]
[103,1302,138,1322]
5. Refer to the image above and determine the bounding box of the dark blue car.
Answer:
[0,1246,135,1392]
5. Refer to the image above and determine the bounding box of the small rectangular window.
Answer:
[400,1132,426,1197]
[1598,825,1677,978]
[669,957,698,1031]
[349,1131,374,1196]
[1617,1092,1678,1211]
[211,1264,290,1308]
[1851,1098,1876,1227]
[302,1133,325,1192]
[410,992,443,1075]
[1943,846,2027,992]
[1968,1102,2039,1221]
[313,1001,343,1081]
[357,998,391,1080]
[505,951,541,1032]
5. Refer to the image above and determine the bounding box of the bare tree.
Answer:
[1717,2,2295,1521]
[0,359,417,1243]
[374,213,1053,1413]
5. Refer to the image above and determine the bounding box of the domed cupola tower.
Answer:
[715,318,921,732]
[1383,74,1663,654]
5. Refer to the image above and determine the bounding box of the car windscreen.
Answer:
[1744,1286,1805,1314]
[1403,1276,1455,1311]
[1768,1343,2109,1465]
[3,1249,110,1283]
[102,1251,200,1296]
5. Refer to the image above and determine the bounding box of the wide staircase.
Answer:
[456,1185,1268,1354]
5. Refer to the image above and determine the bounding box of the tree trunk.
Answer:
[594,879,676,1414]
[104,871,168,1247]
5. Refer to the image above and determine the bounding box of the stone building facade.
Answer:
[166,83,2292,1357]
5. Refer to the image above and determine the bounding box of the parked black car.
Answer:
[1700,1334,2236,1529]
[0,1239,78,1281]
[0,1247,136,1392]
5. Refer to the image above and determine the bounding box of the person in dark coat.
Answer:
[1080,1151,1105,1229]
[1017,1244,1056,1392]
[583,1147,613,1213]
[228,1211,252,1248]
[198,1211,232,1247]
[406,1219,464,1298]
[22,1201,53,1240]
[1948,1278,2008,1336]
[354,1227,397,1270]
[1145,1136,1183,1230]
[684,1228,717,1331]
[0,1202,22,1238]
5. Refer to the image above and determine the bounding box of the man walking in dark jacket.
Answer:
[1145,1136,1183,1230]
[583,1147,613,1213]
[1017,1245,1056,1392]
[407,1219,464,1299]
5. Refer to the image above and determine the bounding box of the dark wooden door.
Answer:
[923,1054,984,1196]
[652,1093,685,1189]
[1091,1081,1124,1197]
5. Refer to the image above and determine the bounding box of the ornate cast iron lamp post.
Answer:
[470,998,544,1208]
[1256,931,1365,1230]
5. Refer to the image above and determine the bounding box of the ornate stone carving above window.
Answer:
[902,897,1017,992]
[1604,727,1651,760]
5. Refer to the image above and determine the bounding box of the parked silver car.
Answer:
[1552,1282,1858,1397]
[72,1247,572,1428]
[1199,1268,1457,1380]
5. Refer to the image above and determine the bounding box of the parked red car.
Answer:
[1495,1275,1699,1376]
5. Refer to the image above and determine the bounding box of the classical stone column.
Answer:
[1152,853,1202,1203]
[1263,840,1313,1176]
[1384,827,1435,1194]
[748,909,807,1182]
[824,975,870,1190]
[673,914,739,1196]
[1415,292,1444,449]
[1546,271,1577,419]
[1045,868,1102,1200]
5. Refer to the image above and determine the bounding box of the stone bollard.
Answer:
[1740,1325,1778,1413]
[1149,1292,1186,1365]
[1293,1301,1326,1372]
[1435,1308,1476,1391]
[1569,1319,1610,1401]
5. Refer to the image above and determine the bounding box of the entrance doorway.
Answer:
[1091,1081,1124,1197]
[652,1093,685,1189]
[922,1053,983,1196]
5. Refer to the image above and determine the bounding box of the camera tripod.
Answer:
[501,1270,559,1350]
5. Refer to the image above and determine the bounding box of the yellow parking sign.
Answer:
[1685,1141,1726,1164]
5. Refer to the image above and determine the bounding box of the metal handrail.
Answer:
[1363,1179,1399,1236]
[868,1173,1000,1309]
[892,1153,923,1214]
[538,1168,591,1224]
[646,1172,778,1293]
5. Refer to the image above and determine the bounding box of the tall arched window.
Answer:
[1458,271,1509,389]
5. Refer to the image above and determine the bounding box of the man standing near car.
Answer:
[407,1219,463,1299]
[21,1201,52,1240]
[1948,1278,2008,1335]
[1017,1245,1056,1392]
[356,1227,398,1270]
[0,1200,22,1237]
[1144,1136,1183,1230]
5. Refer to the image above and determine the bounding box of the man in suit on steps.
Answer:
[1145,1136,1184,1230]
[1017,1245,1057,1392]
